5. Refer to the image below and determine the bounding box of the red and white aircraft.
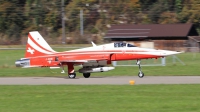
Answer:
[15,31,181,78]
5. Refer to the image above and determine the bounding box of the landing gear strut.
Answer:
[136,60,144,78]
[59,63,76,79]
[67,63,76,79]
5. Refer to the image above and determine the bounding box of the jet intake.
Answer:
[15,59,30,67]
[79,67,115,73]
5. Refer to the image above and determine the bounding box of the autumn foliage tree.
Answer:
[0,0,199,44]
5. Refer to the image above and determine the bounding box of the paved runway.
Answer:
[0,76,199,85]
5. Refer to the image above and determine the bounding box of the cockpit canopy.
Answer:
[114,42,137,47]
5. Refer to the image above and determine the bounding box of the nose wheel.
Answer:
[136,60,144,78]
[138,71,144,78]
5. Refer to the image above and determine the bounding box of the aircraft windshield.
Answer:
[127,43,137,47]
[114,42,137,47]
[114,42,126,47]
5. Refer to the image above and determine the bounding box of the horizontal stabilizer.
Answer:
[50,67,61,69]
[22,65,42,68]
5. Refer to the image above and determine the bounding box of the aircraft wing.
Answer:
[58,53,111,64]
[59,58,109,67]
[60,60,88,63]
[59,58,108,63]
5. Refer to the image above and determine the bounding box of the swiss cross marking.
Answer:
[48,60,51,64]
[27,47,35,54]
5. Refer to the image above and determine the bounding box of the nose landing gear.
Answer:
[136,60,144,78]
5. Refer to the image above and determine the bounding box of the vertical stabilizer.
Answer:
[25,31,56,58]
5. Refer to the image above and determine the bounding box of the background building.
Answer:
[104,24,200,52]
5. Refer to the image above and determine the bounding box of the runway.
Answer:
[0,76,200,85]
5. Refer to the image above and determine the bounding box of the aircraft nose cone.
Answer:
[161,50,182,56]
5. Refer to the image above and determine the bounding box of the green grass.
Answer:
[0,49,200,77]
[0,85,200,112]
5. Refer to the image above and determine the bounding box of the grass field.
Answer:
[0,48,200,77]
[0,84,200,112]
[0,47,199,112]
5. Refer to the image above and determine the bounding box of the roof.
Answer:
[104,24,199,40]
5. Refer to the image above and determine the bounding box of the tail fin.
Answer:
[25,31,57,58]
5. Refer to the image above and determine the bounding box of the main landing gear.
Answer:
[60,63,76,79]
[60,64,91,79]
[61,69,76,79]
[83,73,91,78]
[69,73,76,78]
[136,60,144,78]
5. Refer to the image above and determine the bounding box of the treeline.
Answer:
[0,0,200,44]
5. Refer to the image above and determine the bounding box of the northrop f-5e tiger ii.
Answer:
[15,31,181,78]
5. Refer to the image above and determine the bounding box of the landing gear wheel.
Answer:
[83,73,90,78]
[69,73,76,79]
[138,72,144,78]
[136,59,144,78]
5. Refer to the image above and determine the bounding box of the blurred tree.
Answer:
[24,0,54,32]
[66,1,99,31]
[148,0,169,23]
[178,0,200,33]
[126,0,141,24]
[0,0,26,43]
[0,0,200,44]
[139,0,157,11]
[158,12,178,24]
[175,0,183,13]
